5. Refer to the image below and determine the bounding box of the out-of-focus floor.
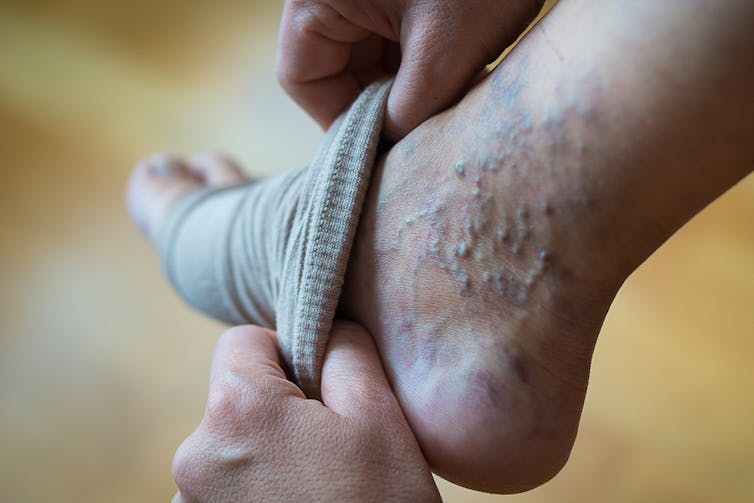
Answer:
[0,1,751,502]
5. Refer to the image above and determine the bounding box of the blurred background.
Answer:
[0,0,752,501]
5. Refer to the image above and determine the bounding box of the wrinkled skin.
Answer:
[171,321,440,503]
[276,0,545,139]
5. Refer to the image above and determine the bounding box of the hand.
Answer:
[171,321,440,502]
[276,0,544,140]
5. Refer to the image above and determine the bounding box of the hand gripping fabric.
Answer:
[157,79,391,397]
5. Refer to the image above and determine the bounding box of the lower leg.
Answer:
[341,0,754,491]
[127,0,754,493]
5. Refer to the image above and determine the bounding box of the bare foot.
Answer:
[126,153,245,243]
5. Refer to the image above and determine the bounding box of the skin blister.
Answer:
[402,156,556,305]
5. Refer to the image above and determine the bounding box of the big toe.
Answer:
[127,153,245,243]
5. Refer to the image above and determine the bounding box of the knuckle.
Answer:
[276,2,326,86]
[205,373,254,431]
[204,371,283,434]
[216,325,253,348]
[171,437,205,499]
[275,60,295,89]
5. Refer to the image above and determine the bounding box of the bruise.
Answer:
[512,355,529,385]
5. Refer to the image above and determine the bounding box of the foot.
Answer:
[126,99,617,493]
[128,0,754,494]
[341,41,637,495]
[339,0,754,488]
[340,97,620,492]
[126,153,246,244]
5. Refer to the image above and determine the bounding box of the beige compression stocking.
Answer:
[157,80,391,397]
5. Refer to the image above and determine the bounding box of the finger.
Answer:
[385,22,491,140]
[385,0,544,140]
[320,320,402,419]
[208,326,297,395]
[347,35,397,87]
[276,0,370,129]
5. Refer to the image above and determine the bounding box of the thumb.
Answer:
[385,13,492,140]
[385,0,545,140]
[320,320,399,419]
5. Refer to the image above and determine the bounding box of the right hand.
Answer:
[276,0,545,140]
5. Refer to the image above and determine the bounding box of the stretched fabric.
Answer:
[157,79,391,397]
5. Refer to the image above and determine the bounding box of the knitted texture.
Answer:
[157,79,391,397]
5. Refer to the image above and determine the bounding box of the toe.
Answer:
[143,153,196,180]
[126,153,204,243]
[187,153,246,186]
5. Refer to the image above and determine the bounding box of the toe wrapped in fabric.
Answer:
[157,79,392,397]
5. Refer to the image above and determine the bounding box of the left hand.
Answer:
[171,321,440,502]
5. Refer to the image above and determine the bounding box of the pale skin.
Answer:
[275,0,545,140]
[127,0,754,495]
[170,322,440,503]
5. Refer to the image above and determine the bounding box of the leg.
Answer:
[130,81,391,395]
[341,0,754,491]
[128,0,754,493]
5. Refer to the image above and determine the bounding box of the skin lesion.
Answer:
[358,73,571,328]
[342,49,607,431]
[343,0,754,491]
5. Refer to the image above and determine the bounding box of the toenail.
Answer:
[148,157,186,177]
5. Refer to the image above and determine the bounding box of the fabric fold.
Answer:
[157,79,392,397]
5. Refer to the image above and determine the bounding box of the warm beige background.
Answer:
[0,1,752,501]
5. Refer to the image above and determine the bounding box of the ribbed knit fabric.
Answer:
[157,79,391,397]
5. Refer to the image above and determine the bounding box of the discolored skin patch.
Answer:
[396,155,557,307]
[512,354,530,385]
[337,27,634,492]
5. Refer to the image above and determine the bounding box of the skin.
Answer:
[171,321,440,503]
[128,0,754,494]
[276,0,545,139]
[126,153,246,243]
[339,0,754,490]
